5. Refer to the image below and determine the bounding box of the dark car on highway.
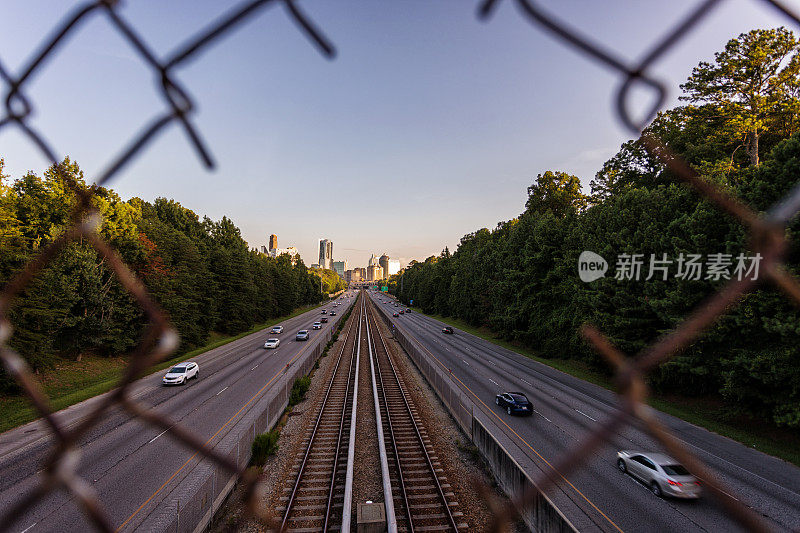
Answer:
[392,312,399,317]
[442,326,454,334]
[321,317,328,323]
[399,310,404,315]
[330,310,336,316]
[495,392,533,416]
[406,309,411,313]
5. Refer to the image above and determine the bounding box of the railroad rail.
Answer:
[365,296,464,532]
[278,294,361,532]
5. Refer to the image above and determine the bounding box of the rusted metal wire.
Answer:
[478,1,800,531]
[2,0,800,531]
[0,1,334,531]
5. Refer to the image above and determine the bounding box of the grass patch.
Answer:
[419,310,800,467]
[0,302,324,434]
[251,430,280,466]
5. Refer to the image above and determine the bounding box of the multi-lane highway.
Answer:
[0,296,354,533]
[369,292,800,532]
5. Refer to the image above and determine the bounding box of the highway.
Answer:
[369,292,800,532]
[0,296,355,533]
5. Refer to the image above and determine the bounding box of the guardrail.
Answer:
[136,301,354,533]
[371,299,576,533]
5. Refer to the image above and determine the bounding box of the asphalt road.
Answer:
[369,292,800,532]
[0,295,356,533]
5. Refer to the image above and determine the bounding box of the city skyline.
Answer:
[1,1,787,272]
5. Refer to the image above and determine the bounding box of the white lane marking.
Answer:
[488,378,499,386]
[20,523,37,533]
[488,360,496,365]
[575,409,597,421]
[251,364,259,371]
[535,410,552,423]
[521,378,531,385]
[462,359,470,366]
[148,428,169,444]
[216,386,229,396]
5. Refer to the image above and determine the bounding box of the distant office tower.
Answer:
[319,239,333,270]
[348,269,362,282]
[368,253,378,267]
[379,254,390,279]
[355,267,366,280]
[333,260,347,278]
[269,234,278,250]
[366,265,383,282]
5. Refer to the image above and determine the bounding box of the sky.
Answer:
[0,0,795,268]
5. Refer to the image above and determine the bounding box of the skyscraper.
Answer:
[269,234,278,250]
[379,254,390,279]
[333,260,347,278]
[319,239,333,270]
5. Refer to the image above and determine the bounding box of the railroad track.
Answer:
[365,297,465,532]
[278,295,362,532]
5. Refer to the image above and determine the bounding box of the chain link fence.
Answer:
[2,0,800,531]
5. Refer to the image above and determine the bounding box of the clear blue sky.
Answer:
[0,0,792,268]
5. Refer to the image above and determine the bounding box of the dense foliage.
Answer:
[393,28,800,428]
[0,158,325,392]
[311,267,347,294]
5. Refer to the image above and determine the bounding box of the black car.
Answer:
[321,317,329,323]
[442,326,454,334]
[392,312,399,317]
[495,392,533,416]
[330,311,336,316]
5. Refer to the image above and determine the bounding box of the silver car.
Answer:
[617,451,701,499]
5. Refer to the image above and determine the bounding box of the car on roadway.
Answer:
[616,451,701,499]
[392,312,399,317]
[312,321,322,330]
[442,326,454,334]
[264,338,280,349]
[330,310,336,316]
[321,317,329,323]
[495,392,533,416]
[406,309,411,313]
[399,310,404,315]
[270,325,284,334]
[162,362,199,385]
[296,330,310,341]
[321,309,327,314]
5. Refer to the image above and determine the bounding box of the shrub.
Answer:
[288,376,311,407]
[251,430,279,466]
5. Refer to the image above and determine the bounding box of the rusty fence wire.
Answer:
[1,0,800,531]
[477,1,800,532]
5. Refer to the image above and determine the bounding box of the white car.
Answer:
[162,362,199,385]
[617,451,701,499]
[264,338,280,349]
[270,325,284,334]
[312,321,322,330]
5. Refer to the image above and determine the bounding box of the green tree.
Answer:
[525,171,587,217]
[681,27,800,165]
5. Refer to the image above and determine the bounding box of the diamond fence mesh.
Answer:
[1,0,800,532]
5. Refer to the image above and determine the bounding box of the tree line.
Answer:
[0,158,329,392]
[392,28,800,428]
